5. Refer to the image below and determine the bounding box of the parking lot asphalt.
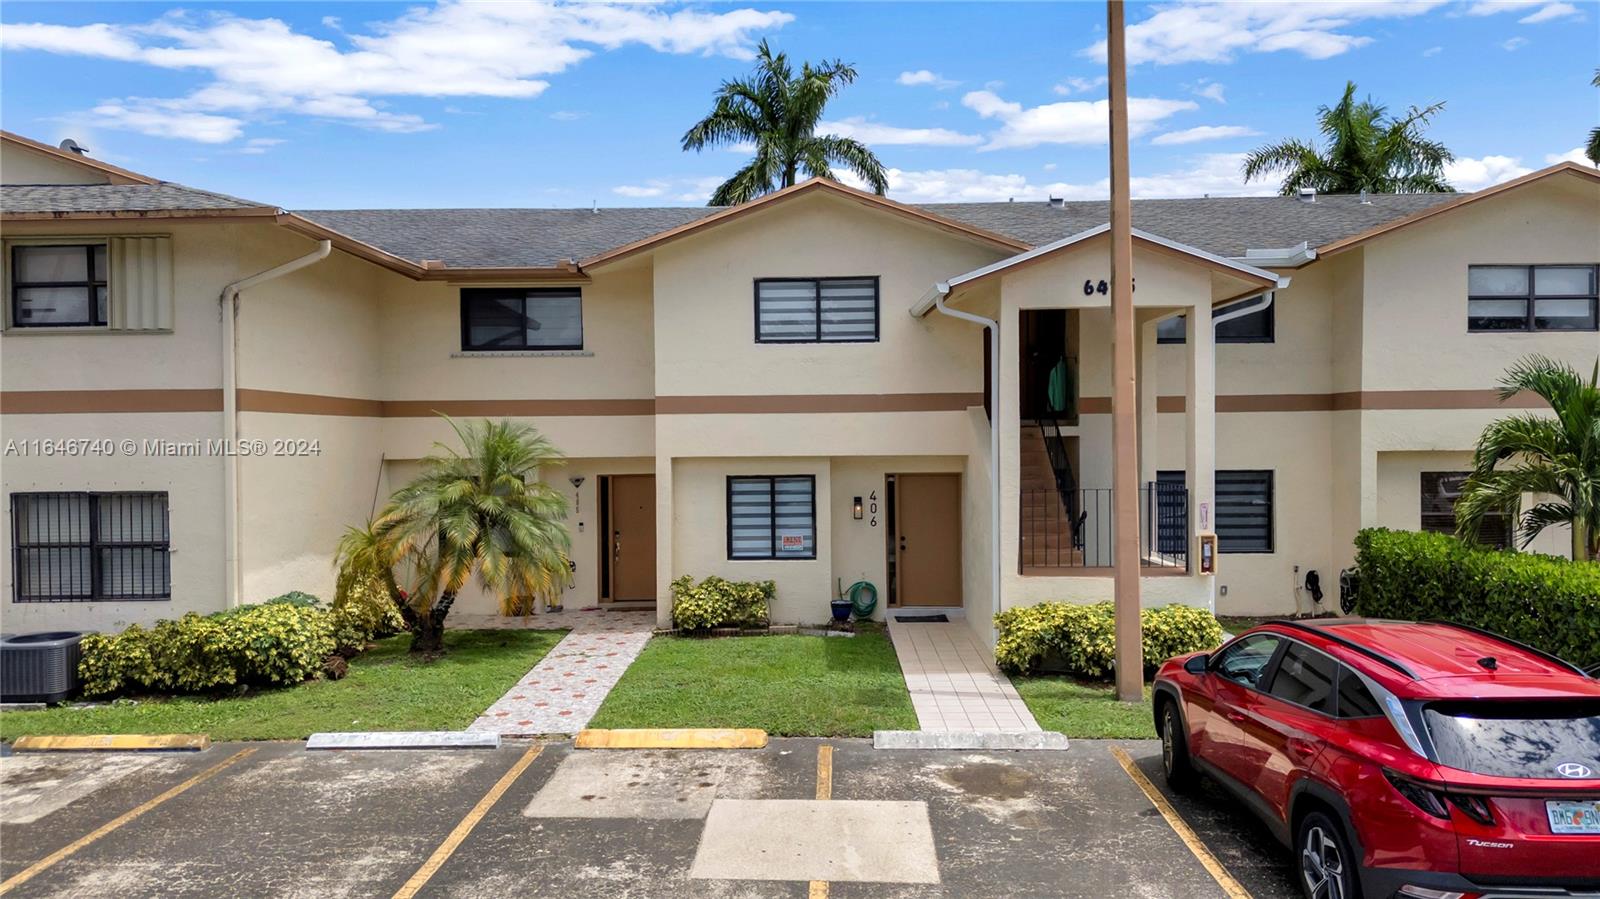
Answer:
[0,739,1302,898]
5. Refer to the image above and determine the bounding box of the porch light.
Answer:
[853,496,864,520]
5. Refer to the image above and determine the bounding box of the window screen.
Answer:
[1267,643,1336,713]
[1216,470,1273,553]
[11,492,171,601]
[1468,265,1598,332]
[727,476,816,560]
[755,278,879,343]
[10,244,108,327]
[1420,472,1510,549]
[461,288,583,350]
[1155,295,1274,344]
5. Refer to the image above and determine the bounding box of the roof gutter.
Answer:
[1231,241,1316,269]
[220,239,332,608]
[917,282,1002,642]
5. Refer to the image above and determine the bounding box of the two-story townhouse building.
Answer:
[3,130,1595,652]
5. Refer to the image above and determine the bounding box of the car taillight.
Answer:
[1383,771,1495,825]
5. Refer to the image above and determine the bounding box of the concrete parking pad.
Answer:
[690,799,939,883]
[0,753,190,824]
[524,749,772,820]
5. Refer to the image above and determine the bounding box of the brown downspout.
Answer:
[1107,0,1144,704]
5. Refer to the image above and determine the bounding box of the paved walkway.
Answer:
[887,614,1041,733]
[467,608,655,736]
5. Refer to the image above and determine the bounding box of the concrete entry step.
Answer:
[873,730,1070,751]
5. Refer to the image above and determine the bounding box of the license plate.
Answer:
[1547,800,1600,834]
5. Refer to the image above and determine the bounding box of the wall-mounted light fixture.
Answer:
[569,476,585,514]
[853,496,864,520]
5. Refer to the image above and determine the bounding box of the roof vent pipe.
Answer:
[1359,188,1371,205]
[59,138,88,156]
[1297,187,1316,203]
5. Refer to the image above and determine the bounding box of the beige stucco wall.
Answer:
[828,456,966,623]
[1,143,110,185]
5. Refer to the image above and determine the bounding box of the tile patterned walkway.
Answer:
[887,615,1041,733]
[467,608,656,736]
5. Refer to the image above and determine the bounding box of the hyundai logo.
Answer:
[1555,762,1594,779]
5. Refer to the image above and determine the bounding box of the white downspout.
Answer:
[220,239,331,607]
[925,284,1002,642]
[1211,288,1278,326]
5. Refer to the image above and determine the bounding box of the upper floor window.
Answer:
[460,287,582,351]
[1155,294,1274,344]
[1468,264,1598,332]
[755,277,879,343]
[11,491,171,602]
[10,243,107,328]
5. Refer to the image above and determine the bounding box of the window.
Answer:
[1420,472,1510,549]
[11,492,171,602]
[1267,643,1336,714]
[1216,470,1273,553]
[1212,633,1281,689]
[1334,666,1383,719]
[1423,699,1600,779]
[1468,264,1598,332]
[460,288,583,351]
[10,244,107,328]
[1156,295,1275,345]
[755,277,879,343]
[726,476,816,560]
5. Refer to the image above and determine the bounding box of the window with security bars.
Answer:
[11,492,171,602]
[754,277,879,343]
[726,476,816,560]
[1216,470,1273,553]
[1467,265,1598,332]
[1420,472,1511,549]
[460,288,583,351]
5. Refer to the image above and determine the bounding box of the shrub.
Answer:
[994,601,1224,677]
[670,575,774,631]
[1353,528,1600,669]
[330,576,405,653]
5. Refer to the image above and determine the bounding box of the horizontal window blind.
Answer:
[1215,470,1273,553]
[756,278,878,343]
[727,476,816,560]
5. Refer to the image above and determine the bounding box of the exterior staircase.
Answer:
[1019,425,1084,569]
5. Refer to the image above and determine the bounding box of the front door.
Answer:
[608,475,656,602]
[894,474,962,607]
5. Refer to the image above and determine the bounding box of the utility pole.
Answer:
[1107,0,1143,703]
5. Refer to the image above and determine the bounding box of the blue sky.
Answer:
[1,1,1594,208]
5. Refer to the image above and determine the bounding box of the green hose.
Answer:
[846,580,878,619]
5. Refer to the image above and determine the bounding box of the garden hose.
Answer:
[846,580,878,619]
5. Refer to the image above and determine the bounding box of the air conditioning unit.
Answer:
[1,632,87,703]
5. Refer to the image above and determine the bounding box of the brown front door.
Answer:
[894,474,962,607]
[608,475,656,602]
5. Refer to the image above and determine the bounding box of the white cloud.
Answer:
[612,182,668,198]
[549,110,587,121]
[1422,45,1444,56]
[1082,1,1446,66]
[1545,147,1589,165]
[1468,0,1580,21]
[838,153,1274,203]
[897,69,958,89]
[1193,82,1226,103]
[1150,125,1261,146]
[1519,2,1581,21]
[1445,154,1532,190]
[1502,36,1529,50]
[1,2,792,142]
[820,116,981,147]
[238,137,285,155]
[1053,75,1107,95]
[961,90,1197,151]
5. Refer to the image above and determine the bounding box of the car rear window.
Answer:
[1423,700,1600,779]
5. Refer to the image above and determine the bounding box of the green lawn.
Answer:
[589,631,917,737]
[1011,677,1156,739]
[0,629,564,743]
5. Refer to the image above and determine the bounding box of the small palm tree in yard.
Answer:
[336,418,571,654]
[1456,355,1600,562]
[682,39,888,205]
[1243,81,1455,195]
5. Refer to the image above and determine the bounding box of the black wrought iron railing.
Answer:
[1019,484,1188,571]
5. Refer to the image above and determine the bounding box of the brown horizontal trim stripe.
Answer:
[1079,389,1548,414]
[382,398,657,418]
[655,393,984,414]
[238,389,385,417]
[0,389,223,414]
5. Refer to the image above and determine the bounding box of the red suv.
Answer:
[1153,618,1600,899]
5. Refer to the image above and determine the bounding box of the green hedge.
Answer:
[1353,528,1600,669]
[670,575,774,631]
[994,601,1223,677]
[78,592,388,698]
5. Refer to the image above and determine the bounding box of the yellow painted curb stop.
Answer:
[12,734,210,752]
[574,728,768,749]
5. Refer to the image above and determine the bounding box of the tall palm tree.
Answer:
[1586,69,1599,166]
[682,39,888,206]
[1456,355,1600,562]
[349,417,571,653]
[1243,81,1455,195]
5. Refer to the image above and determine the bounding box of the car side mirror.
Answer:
[1184,654,1209,675]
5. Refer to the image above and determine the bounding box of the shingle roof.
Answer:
[295,192,1459,268]
[1,182,272,214]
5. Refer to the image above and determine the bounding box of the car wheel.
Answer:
[1297,811,1362,899]
[1159,701,1196,790]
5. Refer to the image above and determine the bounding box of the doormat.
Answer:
[893,614,949,623]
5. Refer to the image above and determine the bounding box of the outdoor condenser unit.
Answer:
[0,631,87,703]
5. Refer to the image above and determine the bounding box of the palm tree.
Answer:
[1586,69,1599,166]
[344,417,572,653]
[682,39,888,206]
[1455,355,1600,562]
[1243,81,1455,195]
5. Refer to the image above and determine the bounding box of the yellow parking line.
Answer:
[0,747,257,896]
[391,745,542,899]
[1110,746,1253,899]
[810,744,834,898]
